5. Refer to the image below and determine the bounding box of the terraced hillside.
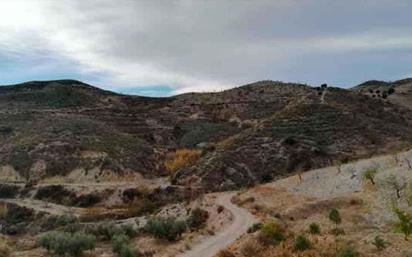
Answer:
[0,79,412,191]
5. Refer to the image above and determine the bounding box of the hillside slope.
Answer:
[0,80,412,190]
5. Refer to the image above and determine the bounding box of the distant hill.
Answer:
[1,79,412,191]
[352,77,412,110]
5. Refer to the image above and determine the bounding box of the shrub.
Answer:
[144,217,187,241]
[393,207,412,240]
[0,204,8,220]
[41,214,79,230]
[119,244,137,257]
[294,234,311,251]
[247,223,262,233]
[261,174,273,182]
[259,220,285,245]
[217,205,224,213]
[187,208,209,230]
[37,231,96,256]
[240,238,264,257]
[164,149,201,174]
[85,223,137,241]
[363,168,378,185]
[216,249,235,257]
[308,222,320,234]
[0,239,10,257]
[112,233,130,254]
[372,236,388,251]
[337,247,359,257]
[328,209,342,228]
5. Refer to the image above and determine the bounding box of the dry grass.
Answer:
[81,207,105,221]
[165,148,201,174]
[216,249,236,257]
[0,238,10,257]
[0,204,8,220]
[217,136,236,150]
[40,176,72,184]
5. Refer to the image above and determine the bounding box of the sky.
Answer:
[0,0,412,96]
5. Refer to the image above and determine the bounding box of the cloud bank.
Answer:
[0,0,412,95]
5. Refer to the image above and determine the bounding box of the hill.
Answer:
[0,79,412,191]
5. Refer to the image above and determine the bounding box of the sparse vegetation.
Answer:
[308,222,320,234]
[144,217,187,241]
[372,235,388,251]
[363,168,378,185]
[0,238,10,257]
[383,175,406,199]
[37,231,96,256]
[393,207,412,240]
[165,148,201,174]
[0,204,8,220]
[247,223,262,233]
[216,249,235,257]
[293,234,311,251]
[187,208,209,230]
[329,208,342,228]
[259,220,285,245]
[336,247,359,257]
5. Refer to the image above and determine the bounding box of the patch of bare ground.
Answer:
[224,149,412,257]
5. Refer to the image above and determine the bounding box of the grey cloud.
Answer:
[1,0,412,93]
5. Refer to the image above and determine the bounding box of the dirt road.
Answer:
[178,192,256,257]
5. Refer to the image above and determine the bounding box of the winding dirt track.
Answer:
[178,192,256,257]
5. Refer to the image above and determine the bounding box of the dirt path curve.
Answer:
[178,192,257,257]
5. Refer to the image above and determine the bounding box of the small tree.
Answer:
[363,168,378,185]
[329,208,342,253]
[393,207,412,241]
[329,209,342,229]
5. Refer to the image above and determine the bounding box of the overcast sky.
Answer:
[0,0,411,96]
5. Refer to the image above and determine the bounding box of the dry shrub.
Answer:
[216,249,235,257]
[81,207,105,221]
[0,204,8,220]
[164,148,201,174]
[0,238,10,257]
[217,136,236,149]
[241,238,265,257]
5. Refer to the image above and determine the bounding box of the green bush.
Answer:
[37,231,95,256]
[119,244,137,257]
[85,223,137,241]
[393,207,412,240]
[144,217,187,241]
[293,235,311,251]
[41,214,79,230]
[308,222,320,234]
[328,209,342,228]
[112,233,130,254]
